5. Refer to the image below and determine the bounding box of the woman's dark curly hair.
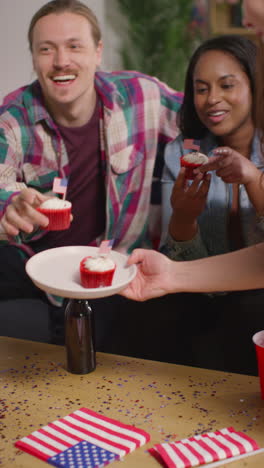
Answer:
[179,34,257,139]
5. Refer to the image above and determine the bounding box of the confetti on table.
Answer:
[15,407,150,468]
[149,427,263,468]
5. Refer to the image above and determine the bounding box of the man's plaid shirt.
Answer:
[0,70,183,256]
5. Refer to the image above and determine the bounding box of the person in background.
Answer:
[161,34,264,262]
[246,0,264,153]
[158,33,264,376]
[0,0,182,349]
[121,2,264,375]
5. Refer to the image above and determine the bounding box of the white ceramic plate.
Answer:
[26,246,137,299]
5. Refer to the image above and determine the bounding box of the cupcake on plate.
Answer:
[180,151,209,180]
[37,197,72,231]
[80,255,116,288]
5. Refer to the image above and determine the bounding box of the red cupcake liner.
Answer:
[180,156,206,180]
[80,257,116,288]
[37,207,71,231]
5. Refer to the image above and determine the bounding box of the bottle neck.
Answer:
[65,299,92,318]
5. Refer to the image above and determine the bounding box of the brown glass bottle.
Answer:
[65,299,96,374]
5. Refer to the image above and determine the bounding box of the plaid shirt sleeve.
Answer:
[0,121,28,219]
[151,76,183,140]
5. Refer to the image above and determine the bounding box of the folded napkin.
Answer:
[15,407,150,468]
[150,427,263,468]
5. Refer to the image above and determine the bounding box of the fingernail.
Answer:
[214,148,227,154]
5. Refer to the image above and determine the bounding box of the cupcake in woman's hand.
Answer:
[80,255,116,288]
[37,198,72,231]
[180,151,209,180]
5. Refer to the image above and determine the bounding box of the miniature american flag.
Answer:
[53,177,68,195]
[15,407,150,468]
[183,139,200,151]
[98,239,114,255]
[149,427,262,468]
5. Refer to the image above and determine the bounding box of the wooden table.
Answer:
[1,336,264,467]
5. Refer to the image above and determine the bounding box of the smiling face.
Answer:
[193,50,253,142]
[243,0,264,37]
[32,12,102,116]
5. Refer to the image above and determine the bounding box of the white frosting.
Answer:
[40,198,71,209]
[183,152,208,164]
[84,256,115,272]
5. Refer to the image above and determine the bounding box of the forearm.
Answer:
[169,215,198,241]
[245,168,264,214]
[167,243,264,293]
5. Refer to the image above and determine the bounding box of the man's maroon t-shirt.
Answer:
[32,96,106,251]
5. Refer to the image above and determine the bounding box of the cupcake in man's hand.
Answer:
[37,198,72,231]
[180,151,209,180]
[80,255,116,288]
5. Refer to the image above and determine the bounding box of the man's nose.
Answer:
[53,48,70,68]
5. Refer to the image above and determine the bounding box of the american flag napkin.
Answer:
[149,427,263,468]
[15,407,150,468]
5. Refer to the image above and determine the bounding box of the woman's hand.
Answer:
[195,147,258,185]
[169,167,211,241]
[119,249,174,301]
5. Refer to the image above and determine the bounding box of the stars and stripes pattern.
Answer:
[150,427,260,468]
[15,407,150,468]
[183,139,200,151]
[52,177,68,195]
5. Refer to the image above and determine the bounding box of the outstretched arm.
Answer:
[120,244,264,301]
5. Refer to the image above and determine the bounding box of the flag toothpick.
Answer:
[183,139,200,151]
[98,239,114,256]
[52,177,68,200]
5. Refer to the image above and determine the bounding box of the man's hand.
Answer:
[119,249,174,301]
[0,188,50,236]
[194,147,258,185]
[169,167,211,241]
